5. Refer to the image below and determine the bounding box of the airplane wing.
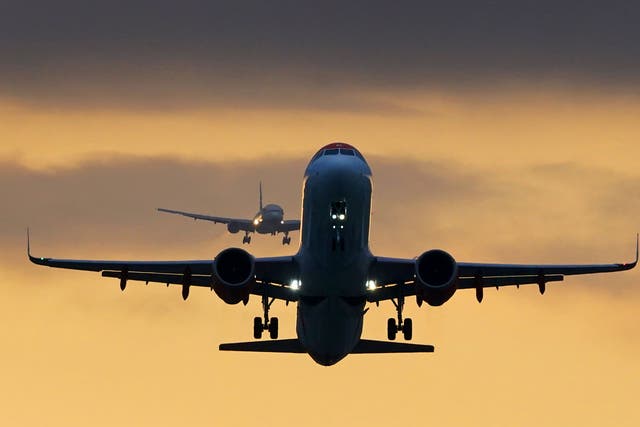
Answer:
[277,220,301,232]
[27,233,299,301]
[157,208,254,231]
[367,237,638,302]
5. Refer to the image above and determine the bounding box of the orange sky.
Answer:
[1,86,639,426]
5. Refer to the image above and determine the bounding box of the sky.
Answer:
[1,1,639,426]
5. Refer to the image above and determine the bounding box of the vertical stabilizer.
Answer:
[259,181,263,211]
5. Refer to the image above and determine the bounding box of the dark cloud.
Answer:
[1,153,637,295]
[1,1,640,110]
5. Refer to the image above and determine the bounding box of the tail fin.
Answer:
[259,181,263,211]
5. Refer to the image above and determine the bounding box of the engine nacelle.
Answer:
[415,249,458,306]
[212,247,255,304]
[227,223,240,234]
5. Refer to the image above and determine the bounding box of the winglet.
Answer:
[622,233,639,269]
[259,181,263,211]
[26,228,47,265]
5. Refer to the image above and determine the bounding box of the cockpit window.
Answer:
[324,148,339,155]
[339,148,355,156]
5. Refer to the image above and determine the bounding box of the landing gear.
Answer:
[387,318,397,340]
[253,316,263,339]
[282,233,291,245]
[253,292,278,339]
[242,232,252,244]
[268,317,279,339]
[403,318,413,340]
[387,294,413,341]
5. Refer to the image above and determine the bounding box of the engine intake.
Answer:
[212,247,255,304]
[415,249,458,306]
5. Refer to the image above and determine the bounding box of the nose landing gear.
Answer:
[387,294,413,341]
[242,232,252,244]
[253,292,278,339]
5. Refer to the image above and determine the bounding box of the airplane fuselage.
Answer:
[295,147,373,365]
[252,204,285,234]
[28,142,637,366]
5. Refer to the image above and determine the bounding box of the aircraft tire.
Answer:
[269,317,279,339]
[387,318,397,340]
[253,316,263,339]
[403,318,413,341]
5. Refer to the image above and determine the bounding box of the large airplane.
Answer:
[158,182,300,245]
[28,142,637,366]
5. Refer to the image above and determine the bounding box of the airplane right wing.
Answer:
[157,208,254,231]
[28,231,300,302]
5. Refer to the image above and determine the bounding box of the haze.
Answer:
[1,2,639,426]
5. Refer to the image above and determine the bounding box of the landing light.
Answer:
[290,279,301,290]
[365,280,377,291]
[331,214,337,220]
[338,214,345,220]
[253,219,259,225]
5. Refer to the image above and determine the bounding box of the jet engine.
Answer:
[212,247,255,304]
[415,249,458,306]
[227,223,240,234]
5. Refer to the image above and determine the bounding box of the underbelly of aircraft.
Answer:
[296,296,365,366]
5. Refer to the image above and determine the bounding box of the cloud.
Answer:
[1,1,640,110]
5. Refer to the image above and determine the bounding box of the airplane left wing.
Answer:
[277,220,301,232]
[368,236,638,302]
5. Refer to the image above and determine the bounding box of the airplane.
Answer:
[28,142,638,366]
[157,182,300,245]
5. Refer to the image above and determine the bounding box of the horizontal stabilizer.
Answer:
[352,339,434,353]
[219,339,305,353]
[219,339,435,354]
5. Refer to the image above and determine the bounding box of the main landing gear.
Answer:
[282,232,291,245]
[253,292,278,339]
[387,294,412,341]
[242,232,252,244]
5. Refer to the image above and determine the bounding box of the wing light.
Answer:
[365,279,377,291]
[290,279,301,290]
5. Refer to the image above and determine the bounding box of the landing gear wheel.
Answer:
[253,316,263,339]
[268,317,279,339]
[387,318,397,341]
[390,294,409,340]
[282,236,291,245]
[255,293,275,339]
[242,234,252,244]
[402,318,413,341]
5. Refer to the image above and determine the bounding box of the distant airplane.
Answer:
[29,142,637,366]
[157,182,300,245]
